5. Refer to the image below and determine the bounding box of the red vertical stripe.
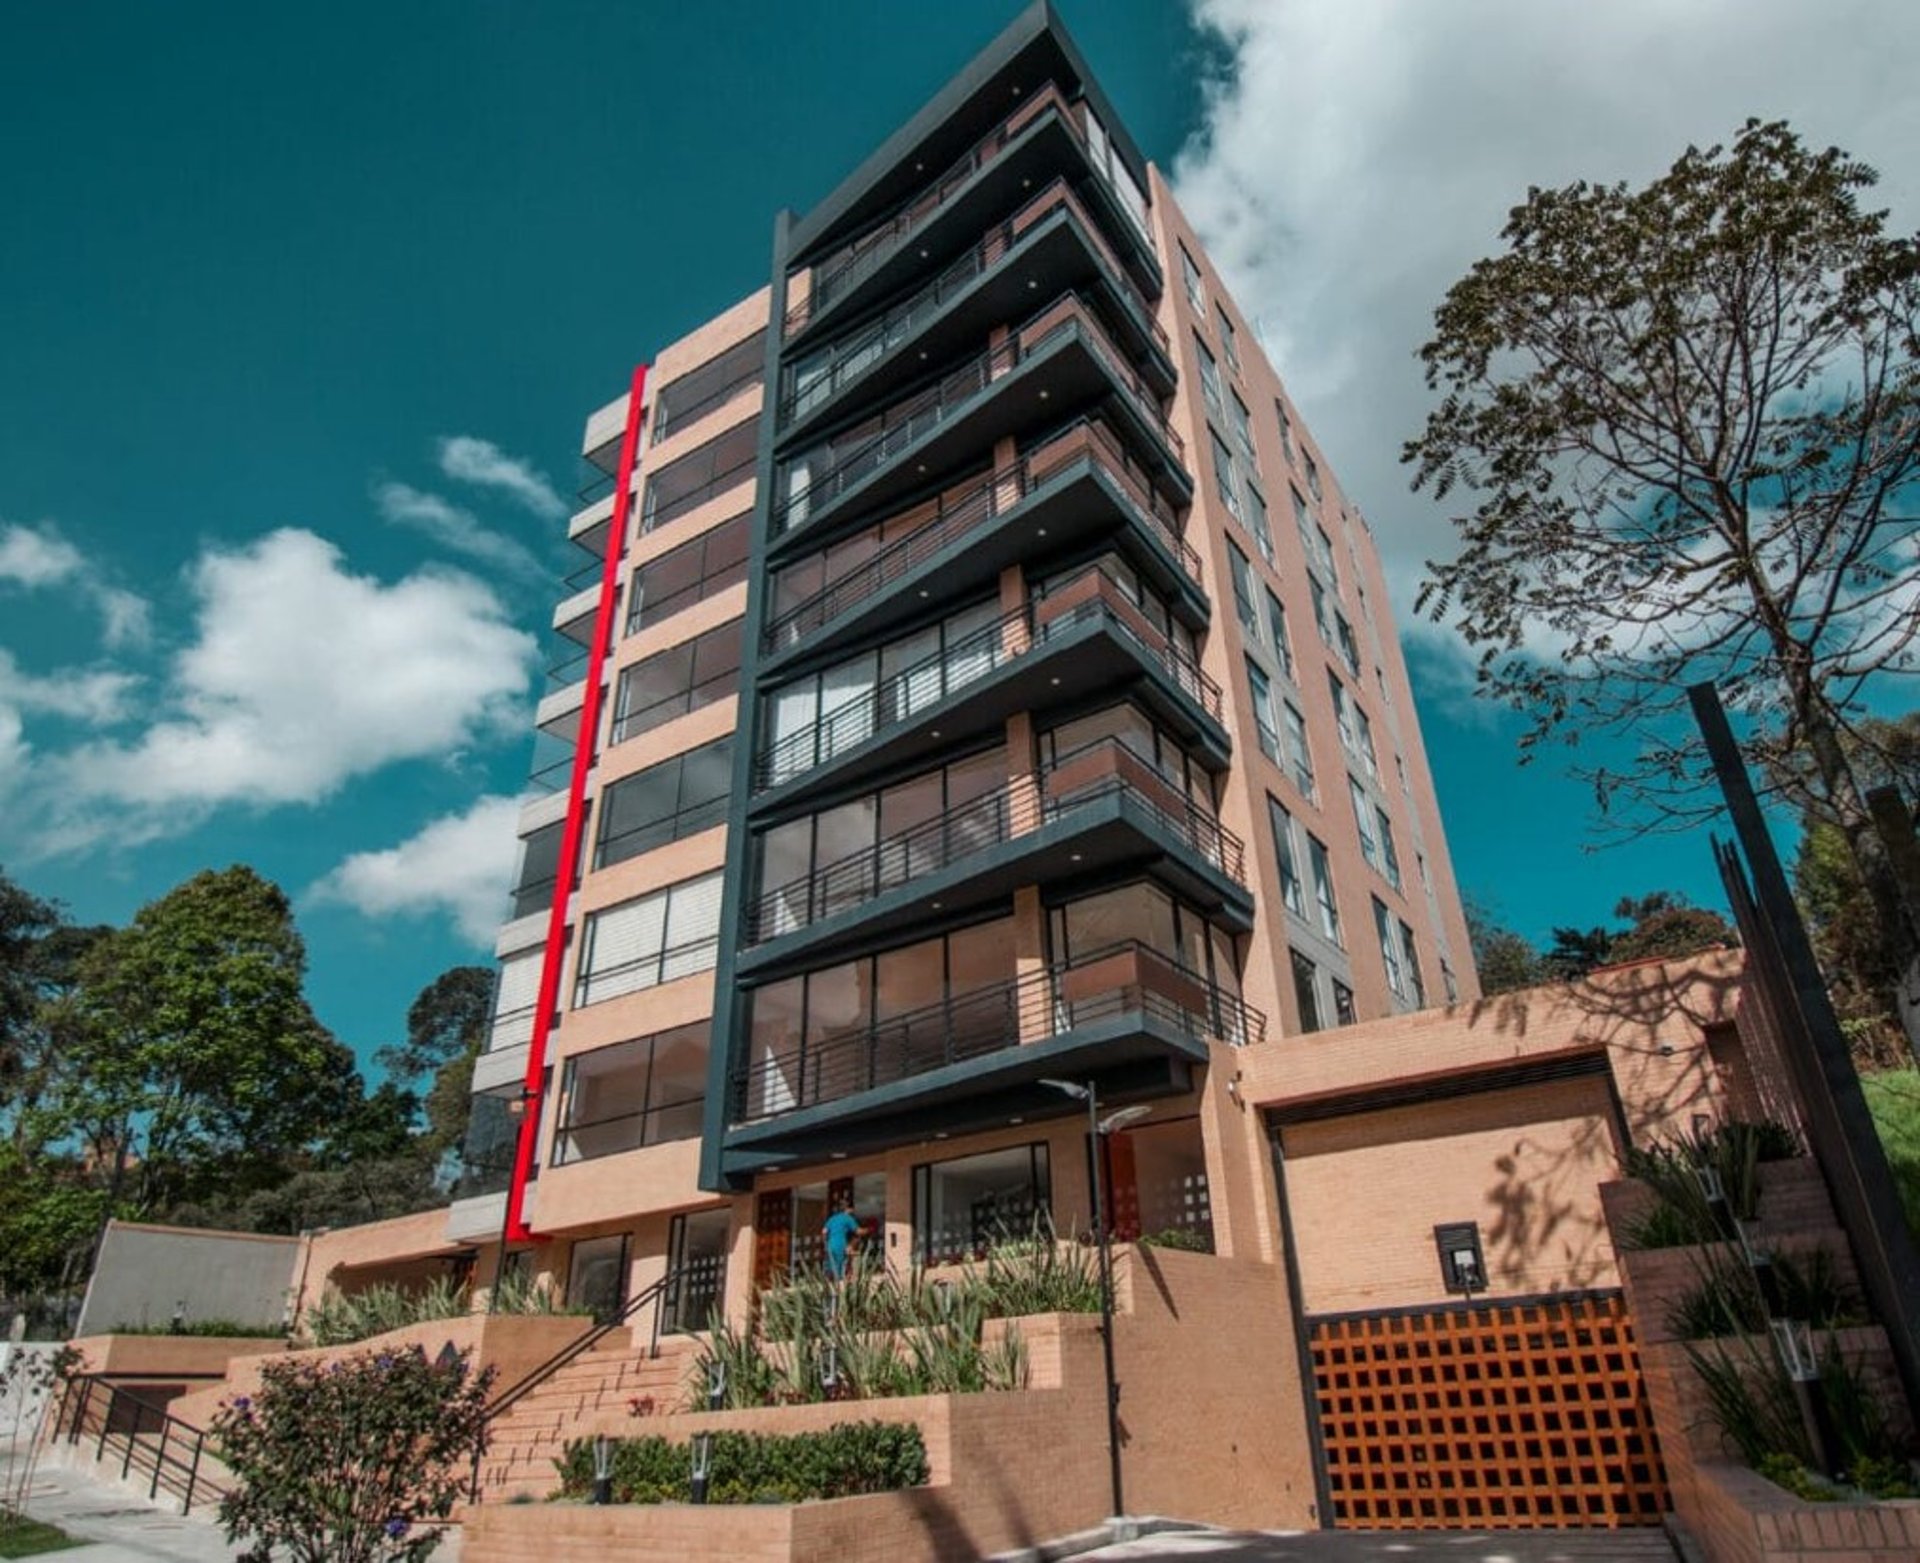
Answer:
[503,361,649,1245]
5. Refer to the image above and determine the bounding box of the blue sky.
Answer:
[5,0,1910,1072]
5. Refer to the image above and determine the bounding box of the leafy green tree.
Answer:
[0,1144,110,1294]
[1465,896,1545,995]
[378,966,491,1160]
[213,1345,494,1563]
[62,866,358,1212]
[1407,120,1920,1039]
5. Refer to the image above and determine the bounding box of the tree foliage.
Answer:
[213,1345,493,1563]
[1468,890,1734,993]
[1408,120,1920,1020]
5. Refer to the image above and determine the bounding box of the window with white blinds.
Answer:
[490,950,543,1050]
[574,872,723,1007]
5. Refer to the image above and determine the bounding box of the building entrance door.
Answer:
[565,1233,629,1325]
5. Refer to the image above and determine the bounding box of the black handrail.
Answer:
[57,1374,227,1515]
[732,940,1265,1122]
[746,752,1244,944]
[470,1265,692,1501]
[773,291,1181,536]
[762,414,1197,655]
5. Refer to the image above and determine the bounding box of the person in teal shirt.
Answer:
[823,1197,863,1281]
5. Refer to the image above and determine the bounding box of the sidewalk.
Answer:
[3,1457,241,1562]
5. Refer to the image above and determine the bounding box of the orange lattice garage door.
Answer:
[1308,1293,1669,1529]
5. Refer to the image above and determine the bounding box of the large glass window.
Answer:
[1049,884,1239,1008]
[1377,804,1402,889]
[1041,704,1216,817]
[595,739,732,868]
[1227,391,1256,466]
[1244,481,1273,564]
[1401,920,1427,1008]
[1180,245,1206,314]
[1227,543,1259,642]
[1275,399,1296,463]
[1374,896,1406,1000]
[627,513,750,633]
[574,872,723,1006]
[652,330,766,445]
[1217,307,1241,376]
[553,1020,707,1164]
[913,1143,1051,1264]
[1351,775,1382,872]
[1246,659,1278,761]
[1307,833,1341,945]
[662,1208,731,1334]
[1268,796,1304,917]
[1209,430,1242,520]
[642,416,760,532]
[510,821,563,921]
[1282,700,1314,799]
[611,622,742,744]
[1291,948,1323,1034]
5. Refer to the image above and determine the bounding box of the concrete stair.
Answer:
[475,1336,700,1501]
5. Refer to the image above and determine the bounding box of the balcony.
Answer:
[779,178,1171,442]
[535,675,586,743]
[789,83,1160,343]
[753,582,1228,808]
[763,416,1202,666]
[770,293,1187,555]
[742,738,1251,970]
[720,942,1263,1170]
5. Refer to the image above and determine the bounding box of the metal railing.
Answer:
[780,178,1165,428]
[746,750,1243,944]
[732,940,1264,1122]
[755,590,1222,792]
[794,83,1112,333]
[773,292,1181,536]
[54,1375,228,1515]
[763,415,1197,655]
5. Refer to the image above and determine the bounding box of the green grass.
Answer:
[0,1517,85,1558]
[1862,1067,1920,1242]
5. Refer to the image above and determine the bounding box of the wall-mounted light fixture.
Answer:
[1433,1221,1486,1298]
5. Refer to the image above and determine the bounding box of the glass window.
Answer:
[1194,333,1223,416]
[575,872,723,1006]
[1441,959,1460,1005]
[1228,392,1256,464]
[662,1207,731,1334]
[1209,431,1241,519]
[1180,245,1206,314]
[1335,612,1361,677]
[1275,400,1295,463]
[641,416,760,532]
[1291,949,1323,1034]
[1244,482,1272,564]
[1353,704,1377,778]
[1268,796,1304,917]
[1401,921,1426,1008]
[1282,701,1314,798]
[1328,671,1355,755]
[1307,834,1340,944]
[1217,307,1241,375]
[652,330,766,444]
[1292,487,1314,555]
[1246,659,1278,761]
[629,513,749,633]
[914,1143,1051,1264]
[1374,897,1406,999]
[1227,543,1259,642]
[1263,590,1292,678]
[510,821,564,921]
[1309,575,1333,643]
[596,738,733,868]
[1305,452,1322,502]
[1332,980,1357,1026]
[1376,805,1402,889]
[1351,776,1381,872]
[553,1020,708,1164]
[611,620,743,743]
[489,950,542,1051]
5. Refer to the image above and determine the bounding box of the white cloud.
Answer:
[0,520,152,649]
[45,528,533,845]
[0,648,141,784]
[0,523,83,587]
[373,480,546,582]
[436,436,567,520]
[310,793,525,945]
[1171,0,1920,626]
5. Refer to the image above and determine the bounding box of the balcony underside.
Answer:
[719,1016,1201,1173]
[739,790,1253,980]
[754,611,1230,815]
[762,461,1206,679]
[770,326,1189,568]
[781,209,1173,451]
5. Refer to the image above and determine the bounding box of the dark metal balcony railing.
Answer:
[525,753,575,796]
[763,415,1198,655]
[574,933,721,1009]
[774,293,1182,535]
[755,587,1223,792]
[746,744,1243,944]
[793,83,1084,333]
[781,178,1167,428]
[732,941,1264,1123]
[546,647,590,694]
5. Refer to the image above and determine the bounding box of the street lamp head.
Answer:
[1098,1105,1151,1136]
[1037,1078,1090,1102]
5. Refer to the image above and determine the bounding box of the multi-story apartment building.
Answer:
[446,0,1475,1345]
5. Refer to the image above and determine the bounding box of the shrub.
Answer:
[555,1420,929,1505]
[1683,1335,1810,1469]
[299,1278,472,1348]
[1621,1117,1801,1249]
[1756,1452,1838,1502]
[212,1344,494,1563]
[1137,1226,1213,1253]
[105,1319,285,1338]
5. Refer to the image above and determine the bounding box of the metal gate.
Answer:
[1307,1292,1668,1529]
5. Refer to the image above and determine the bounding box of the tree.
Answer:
[1465,896,1546,995]
[62,866,358,1212]
[1407,120,1920,1040]
[213,1345,493,1563]
[378,966,491,1160]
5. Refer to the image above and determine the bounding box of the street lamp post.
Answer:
[1039,1078,1146,1524]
